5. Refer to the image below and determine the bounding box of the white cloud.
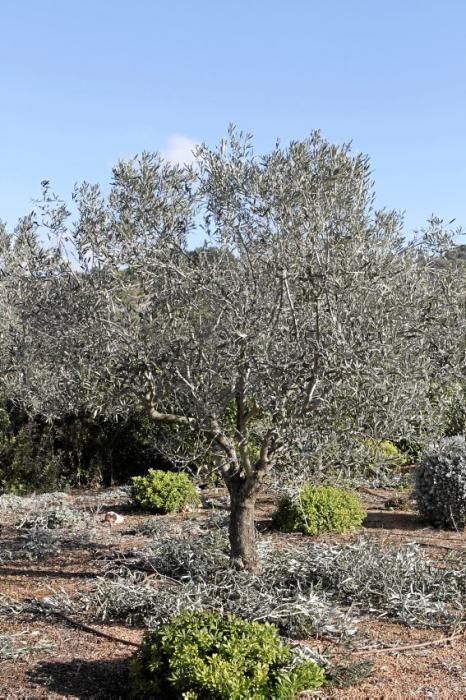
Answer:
[162,134,198,165]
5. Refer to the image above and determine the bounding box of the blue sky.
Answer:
[1,0,465,240]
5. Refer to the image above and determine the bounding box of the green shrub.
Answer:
[274,485,366,536]
[0,397,173,493]
[132,469,200,514]
[362,437,408,470]
[128,610,325,699]
[0,420,68,494]
[415,436,466,529]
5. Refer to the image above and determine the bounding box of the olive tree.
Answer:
[3,129,464,570]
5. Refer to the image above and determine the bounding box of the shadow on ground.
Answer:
[364,510,422,530]
[0,566,100,579]
[29,657,129,699]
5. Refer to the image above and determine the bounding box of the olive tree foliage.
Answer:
[1,129,464,569]
[0,222,12,364]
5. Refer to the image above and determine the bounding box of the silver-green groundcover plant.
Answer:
[1,127,464,570]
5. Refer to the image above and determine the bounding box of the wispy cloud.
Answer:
[162,134,198,165]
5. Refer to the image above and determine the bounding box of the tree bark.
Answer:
[227,477,258,573]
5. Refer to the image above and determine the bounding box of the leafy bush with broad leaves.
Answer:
[274,485,366,536]
[132,469,200,514]
[128,610,326,699]
[415,436,466,529]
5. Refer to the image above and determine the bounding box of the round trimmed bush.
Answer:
[415,436,466,529]
[131,469,200,514]
[128,610,326,699]
[274,485,366,536]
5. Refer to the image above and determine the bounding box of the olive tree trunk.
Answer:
[227,476,259,573]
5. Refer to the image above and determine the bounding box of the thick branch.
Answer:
[208,417,241,480]
[282,268,299,339]
[238,441,253,478]
[146,405,194,426]
[143,371,194,426]
[255,429,276,479]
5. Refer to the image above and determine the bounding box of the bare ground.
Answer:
[0,486,465,699]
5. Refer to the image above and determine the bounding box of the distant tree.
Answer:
[2,129,464,570]
[445,243,466,261]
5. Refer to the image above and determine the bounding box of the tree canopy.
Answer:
[1,128,464,568]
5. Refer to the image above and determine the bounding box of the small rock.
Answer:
[103,511,125,525]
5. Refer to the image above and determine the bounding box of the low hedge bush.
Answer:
[132,469,200,514]
[128,610,326,699]
[274,485,366,536]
